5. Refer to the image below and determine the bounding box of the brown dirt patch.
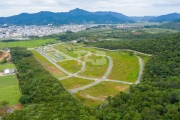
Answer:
[115,86,129,91]
[72,84,81,89]
[79,93,105,101]
[0,51,9,60]
[11,104,23,110]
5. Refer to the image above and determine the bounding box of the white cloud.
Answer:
[0,0,180,17]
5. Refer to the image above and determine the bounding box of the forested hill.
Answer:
[88,33,180,119]
[149,13,180,22]
[0,8,133,25]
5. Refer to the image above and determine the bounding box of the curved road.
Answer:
[36,45,145,94]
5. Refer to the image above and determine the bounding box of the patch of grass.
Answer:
[107,52,139,83]
[0,63,16,71]
[74,81,129,106]
[32,50,67,78]
[79,55,109,78]
[0,75,21,106]
[60,77,94,90]
[54,44,87,58]
[57,60,82,74]
[0,38,55,48]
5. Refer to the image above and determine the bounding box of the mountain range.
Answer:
[0,8,180,25]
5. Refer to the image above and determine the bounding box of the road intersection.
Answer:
[35,43,145,94]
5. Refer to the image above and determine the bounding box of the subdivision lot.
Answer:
[107,52,139,83]
[32,50,66,78]
[79,55,109,78]
[74,81,129,106]
[60,77,94,90]
[48,52,67,61]
[57,60,82,74]
[53,44,87,58]
[0,75,21,106]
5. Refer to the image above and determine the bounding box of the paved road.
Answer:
[101,56,113,79]
[36,48,72,76]
[136,57,143,84]
[69,80,101,94]
[37,45,144,94]
[89,47,152,56]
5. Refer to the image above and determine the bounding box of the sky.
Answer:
[0,0,180,17]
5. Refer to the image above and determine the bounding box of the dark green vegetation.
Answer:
[56,26,178,43]
[87,33,180,119]
[155,21,180,31]
[5,47,94,120]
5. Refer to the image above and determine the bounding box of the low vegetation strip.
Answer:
[60,77,94,90]
[0,39,55,48]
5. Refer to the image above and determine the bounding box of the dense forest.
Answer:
[87,33,180,119]
[57,29,171,42]
[5,47,94,120]
[4,32,180,119]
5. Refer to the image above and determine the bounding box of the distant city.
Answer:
[0,24,97,40]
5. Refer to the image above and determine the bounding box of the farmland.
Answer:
[0,38,55,48]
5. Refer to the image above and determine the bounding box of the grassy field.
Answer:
[0,63,16,71]
[60,77,94,90]
[0,75,21,106]
[0,38,55,48]
[74,81,129,106]
[79,55,109,78]
[107,52,139,83]
[32,50,66,78]
[57,60,82,74]
[54,44,87,58]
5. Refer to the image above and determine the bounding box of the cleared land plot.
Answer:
[54,44,87,58]
[0,39,55,48]
[79,55,109,78]
[32,50,66,78]
[60,77,94,90]
[107,52,139,83]
[0,75,21,106]
[74,81,129,106]
[0,63,16,71]
[57,60,82,74]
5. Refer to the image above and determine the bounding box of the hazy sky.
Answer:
[0,0,180,17]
